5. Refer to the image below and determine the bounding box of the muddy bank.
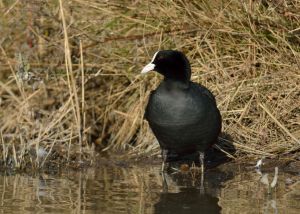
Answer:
[1,148,299,177]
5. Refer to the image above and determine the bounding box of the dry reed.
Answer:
[0,0,299,169]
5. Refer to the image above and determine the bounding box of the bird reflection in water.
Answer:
[156,165,233,214]
[155,186,221,214]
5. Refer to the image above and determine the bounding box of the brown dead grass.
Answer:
[0,0,299,169]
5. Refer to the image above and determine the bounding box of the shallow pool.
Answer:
[0,162,299,213]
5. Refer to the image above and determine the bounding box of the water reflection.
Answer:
[155,167,232,214]
[0,163,299,214]
[155,188,221,214]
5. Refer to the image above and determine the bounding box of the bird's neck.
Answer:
[163,78,190,89]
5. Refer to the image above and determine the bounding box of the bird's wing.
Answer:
[191,82,217,103]
[144,90,156,119]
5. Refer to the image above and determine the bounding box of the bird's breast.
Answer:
[145,90,208,125]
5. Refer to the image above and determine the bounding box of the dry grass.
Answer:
[0,0,299,169]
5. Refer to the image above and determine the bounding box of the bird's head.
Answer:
[141,50,191,83]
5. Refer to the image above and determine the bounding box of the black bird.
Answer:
[142,50,222,173]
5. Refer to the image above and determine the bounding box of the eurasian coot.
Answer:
[142,50,222,172]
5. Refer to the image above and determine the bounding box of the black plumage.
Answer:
[142,50,222,169]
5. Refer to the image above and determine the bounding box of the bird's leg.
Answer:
[199,151,205,174]
[199,151,205,194]
[161,149,168,172]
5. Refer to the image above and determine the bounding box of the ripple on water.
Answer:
[0,163,299,214]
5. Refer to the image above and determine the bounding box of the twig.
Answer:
[259,103,299,144]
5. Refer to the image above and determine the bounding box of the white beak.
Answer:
[141,63,155,74]
[141,51,159,74]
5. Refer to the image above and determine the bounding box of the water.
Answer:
[0,163,299,214]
